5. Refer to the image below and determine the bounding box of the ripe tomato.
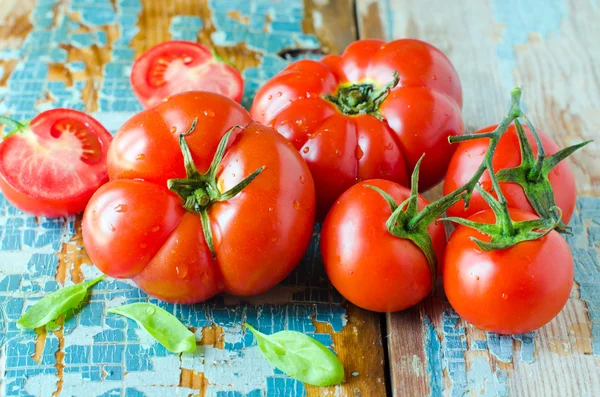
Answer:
[443,208,573,334]
[131,41,243,108]
[444,124,576,224]
[251,39,463,218]
[82,92,315,304]
[321,179,446,312]
[0,109,112,217]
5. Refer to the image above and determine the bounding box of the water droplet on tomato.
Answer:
[302,147,310,154]
[384,143,393,150]
[355,145,364,160]
[502,293,508,300]
[136,154,145,160]
[293,200,300,211]
[146,307,155,315]
[277,92,282,97]
[335,149,341,155]
[295,119,303,126]
[476,276,480,280]
[268,94,273,100]
[433,75,438,81]
[307,132,316,139]
[114,204,128,213]
[140,243,148,249]
[151,226,160,232]
[175,265,188,279]
[299,175,306,184]
[268,207,273,212]
[170,126,177,133]
[109,224,116,232]
[204,110,215,117]
[232,173,236,177]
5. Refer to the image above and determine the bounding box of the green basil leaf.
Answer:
[245,323,345,386]
[17,275,105,329]
[107,303,196,353]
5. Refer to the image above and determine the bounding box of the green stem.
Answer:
[0,115,25,137]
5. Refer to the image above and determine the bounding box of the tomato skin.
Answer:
[321,179,446,312]
[251,39,463,218]
[83,92,316,303]
[0,109,112,217]
[443,124,576,224]
[443,209,573,334]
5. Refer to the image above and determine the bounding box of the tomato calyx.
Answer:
[324,71,399,120]
[494,119,591,232]
[167,119,265,257]
[0,115,27,138]
[365,156,465,285]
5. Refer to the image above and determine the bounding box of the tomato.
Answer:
[0,109,112,217]
[444,124,576,224]
[321,179,446,312]
[443,208,573,334]
[131,41,244,108]
[82,92,315,304]
[251,39,463,218]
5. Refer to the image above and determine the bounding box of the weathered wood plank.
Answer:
[0,1,387,396]
[357,0,600,396]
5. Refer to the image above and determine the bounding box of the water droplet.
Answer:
[384,143,393,150]
[475,276,480,280]
[136,153,145,160]
[151,226,160,232]
[146,307,155,315]
[268,94,273,100]
[170,126,177,133]
[306,92,312,98]
[295,119,303,126]
[293,200,300,211]
[109,224,116,232]
[307,132,316,139]
[217,164,224,173]
[277,92,282,97]
[349,270,354,275]
[140,243,148,249]
[232,173,236,177]
[203,109,215,117]
[433,75,438,81]
[175,265,188,279]
[268,207,273,212]
[501,293,508,300]
[335,149,341,155]
[114,204,128,213]
[355,145,364,160]
[299,175,306,184]
[302,147,310,154]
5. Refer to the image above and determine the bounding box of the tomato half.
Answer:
[251,39,464,218]
[82,92,316,303]
[0,109,112,217]
[131,41,244,108]
[321,179,446,312]
[443,209,573,334]
[443,124,577,224]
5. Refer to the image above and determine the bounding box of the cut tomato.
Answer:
[131,41,244,108]
[0,109,112,217]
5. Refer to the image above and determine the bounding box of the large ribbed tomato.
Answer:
[82,92,315,303]
[251,39,463,218]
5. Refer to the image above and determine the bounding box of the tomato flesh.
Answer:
[131,41,244,108]
[443,209,574,334]
[0,109,112,217]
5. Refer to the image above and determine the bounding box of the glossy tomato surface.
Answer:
[131,41,243,108]
[444,124,576,224]
[251,39,464,218]
[82,92,316,303]
[321,179,446,312]
[443,209,573,334]
[0,109,112,217]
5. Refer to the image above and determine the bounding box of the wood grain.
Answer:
[358,0,600,396]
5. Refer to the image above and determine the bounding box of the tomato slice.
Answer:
[131,41,244,108]
[0,109,112,217]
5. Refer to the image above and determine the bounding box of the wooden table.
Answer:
[0,1,598,396]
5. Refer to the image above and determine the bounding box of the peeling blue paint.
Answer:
[423,315,443,397]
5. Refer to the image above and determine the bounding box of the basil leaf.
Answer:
[106,303,196,353]
[245,323,345,386]
[17,275,105,329]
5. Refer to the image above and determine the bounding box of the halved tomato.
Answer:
[0,109,112,217]
[131,41,244,108]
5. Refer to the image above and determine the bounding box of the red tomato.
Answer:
[0,109,112,217]
[443,209,573,334]
[82,92,315,304]
[131,41,243,108]
[443,124,576,224]
[251,39,464,218]
[321,179,446,312]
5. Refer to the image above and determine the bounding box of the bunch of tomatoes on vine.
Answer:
[0,39,590,337]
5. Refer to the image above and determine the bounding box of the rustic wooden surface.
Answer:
[357,0,600,396]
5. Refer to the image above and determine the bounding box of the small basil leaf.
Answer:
[245,323,345,386]
[17,275,105,329]
[107,303,196,353]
